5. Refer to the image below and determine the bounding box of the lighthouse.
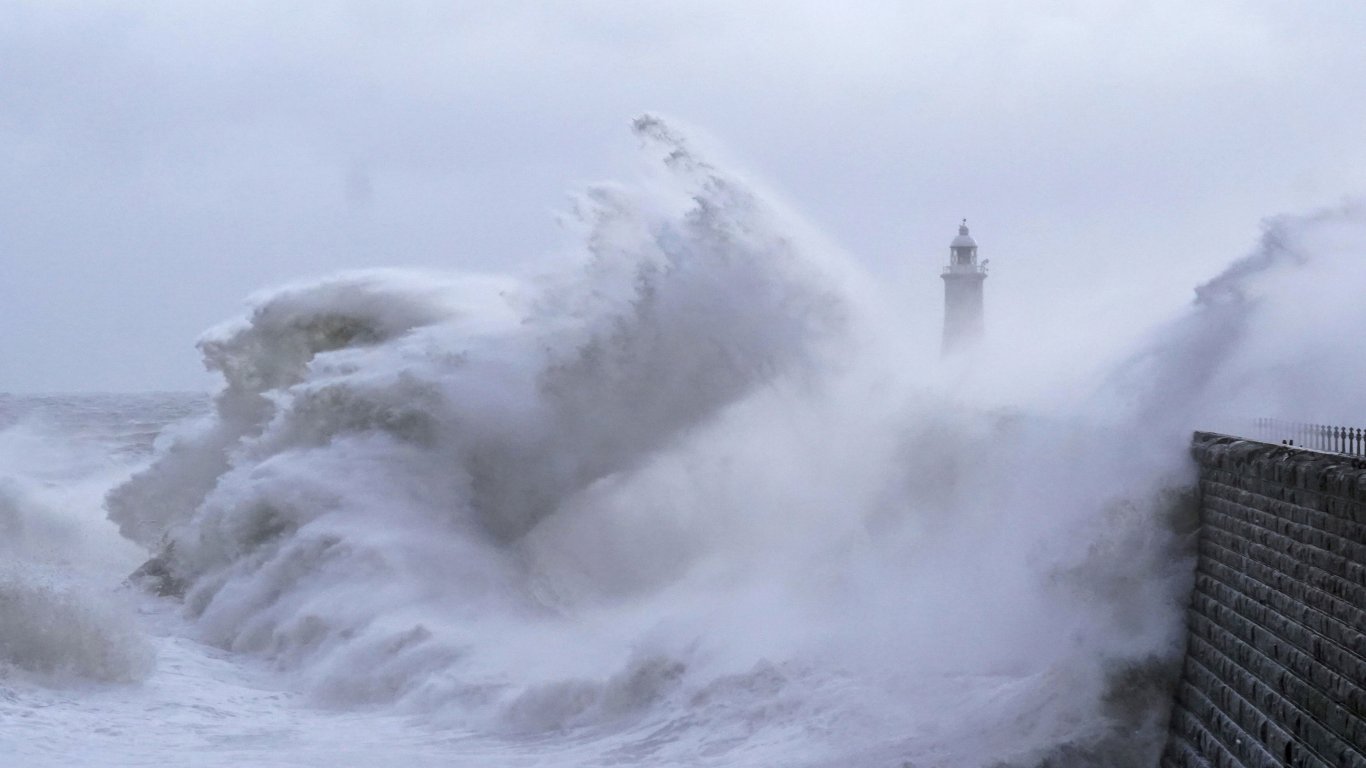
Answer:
[941,219,987,355]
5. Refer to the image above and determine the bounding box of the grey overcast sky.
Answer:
[3,1,1365,392]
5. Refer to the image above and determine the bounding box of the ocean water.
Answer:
[4,118,1366,768]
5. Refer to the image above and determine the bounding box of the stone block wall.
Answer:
[1161,432,1366,767]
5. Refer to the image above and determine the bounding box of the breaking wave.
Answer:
[0,404,166,685]
[0,570,152,684]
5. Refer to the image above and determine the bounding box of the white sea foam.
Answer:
[82,118,1366,767]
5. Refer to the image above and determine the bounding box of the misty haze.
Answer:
[3,4,1365,768]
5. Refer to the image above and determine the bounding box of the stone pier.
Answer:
[1161,432,1366,767]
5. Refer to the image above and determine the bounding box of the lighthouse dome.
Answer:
[951,220,976,248]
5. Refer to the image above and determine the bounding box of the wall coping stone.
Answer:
[1193,431,1366,506]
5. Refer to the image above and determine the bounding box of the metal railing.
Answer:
[941,263,988,276]
[1253,418,1366,456]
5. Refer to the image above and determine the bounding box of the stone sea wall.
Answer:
[1161,432,1366,767]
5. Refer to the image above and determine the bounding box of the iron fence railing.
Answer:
[1253,418,1366,456]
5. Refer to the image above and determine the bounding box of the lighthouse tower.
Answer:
[940,219,987,355]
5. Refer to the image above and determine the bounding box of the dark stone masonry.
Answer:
[1161,432,1366,768]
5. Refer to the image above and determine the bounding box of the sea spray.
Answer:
[101,118,1366,766]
